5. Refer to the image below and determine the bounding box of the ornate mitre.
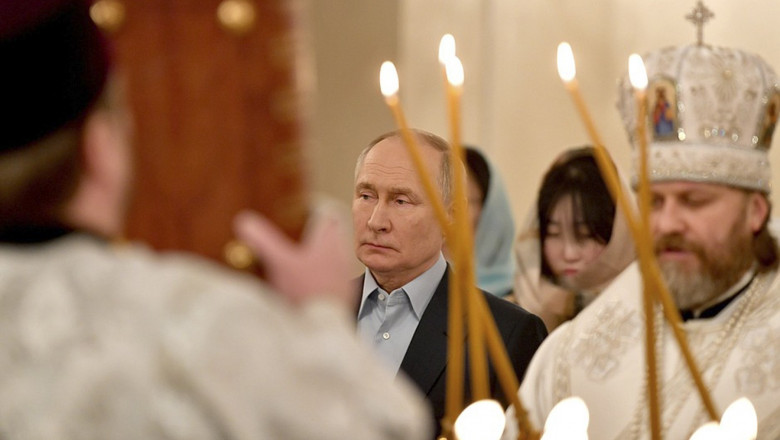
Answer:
[617,4,780,193]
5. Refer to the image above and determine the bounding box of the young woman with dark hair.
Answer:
[514,147,635,332]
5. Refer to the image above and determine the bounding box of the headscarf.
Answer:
[466,147,516,297]
[513,147,635,332]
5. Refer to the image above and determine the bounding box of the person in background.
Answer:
[0,1,430,438]
[352,129,547,438]
[513,147,634,332]
[463,146,517,298]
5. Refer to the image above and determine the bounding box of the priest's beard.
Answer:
[655,222,755,311]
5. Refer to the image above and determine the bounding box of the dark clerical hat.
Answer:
[0,0,111,152]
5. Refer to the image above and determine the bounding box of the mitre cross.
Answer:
[686,1,714,46]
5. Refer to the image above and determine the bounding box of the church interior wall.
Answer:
[307,0,780,229]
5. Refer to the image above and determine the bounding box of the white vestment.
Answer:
[0,234,431,440]
[505,261,780,439]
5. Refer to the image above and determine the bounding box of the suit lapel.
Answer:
[398,268,451,395]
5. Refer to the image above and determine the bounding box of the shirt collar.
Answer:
[359,253,447,319]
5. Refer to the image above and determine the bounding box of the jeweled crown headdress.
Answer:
[617,1,780,193]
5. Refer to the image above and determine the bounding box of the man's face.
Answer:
[650,181,767,310]
[352,137,446,291]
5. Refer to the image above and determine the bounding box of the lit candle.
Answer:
[379,61,451,233]
[445,54,489,402]
[441,47,534,438]
[628,52,661,440]
[441,52,468,437]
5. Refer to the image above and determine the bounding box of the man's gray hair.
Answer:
[354,129,453,207]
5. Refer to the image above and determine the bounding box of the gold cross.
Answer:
[685,1,714,46]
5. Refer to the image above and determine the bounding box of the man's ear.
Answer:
[445,199,457,235]
[747,192,770,233]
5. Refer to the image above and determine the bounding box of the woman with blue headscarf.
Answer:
[463,147,517,298]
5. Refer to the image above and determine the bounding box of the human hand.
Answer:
[232,207,354,309]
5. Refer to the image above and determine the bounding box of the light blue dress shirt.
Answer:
[357,253,447,375]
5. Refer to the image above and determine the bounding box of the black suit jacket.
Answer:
[356,266,547,438]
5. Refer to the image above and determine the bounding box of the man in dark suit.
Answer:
[352,129,547,437]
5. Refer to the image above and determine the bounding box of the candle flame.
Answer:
[628,54,648,90]
[379,61,399,97]
[542,396,589,439]
[720,398,757,440]
[557,42,576,83]
[688,398,758,440]
[439,33,456,65]
[454,399,506,440]
[445,56,464,87]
